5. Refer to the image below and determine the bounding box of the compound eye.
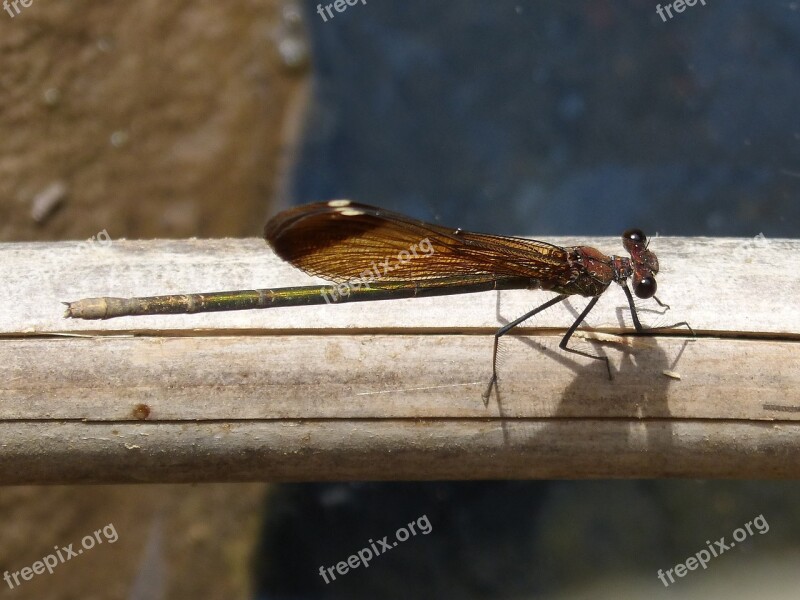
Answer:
[634,276,657,299]
[624,228,646,244]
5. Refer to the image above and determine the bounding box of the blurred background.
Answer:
[0,0,798,598]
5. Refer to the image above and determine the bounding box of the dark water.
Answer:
[258,1,800,598]
[290,0,799,237]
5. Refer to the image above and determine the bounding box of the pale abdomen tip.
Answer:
[63,298,110,320]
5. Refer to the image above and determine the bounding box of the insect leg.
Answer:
[483,294,568,401]
[622,283,694,335]
[557,296,611,379]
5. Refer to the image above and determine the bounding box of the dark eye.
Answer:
[634,276,657,299]
[624,229,646,244]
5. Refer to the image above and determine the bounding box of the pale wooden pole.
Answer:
[0,236,797,483]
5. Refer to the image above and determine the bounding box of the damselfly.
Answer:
[65,200,689,397]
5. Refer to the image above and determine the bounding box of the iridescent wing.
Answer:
[264,200,574,285]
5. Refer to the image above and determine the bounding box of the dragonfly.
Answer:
[65,200,690,398]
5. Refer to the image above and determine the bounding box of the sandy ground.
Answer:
[0,1,307,597]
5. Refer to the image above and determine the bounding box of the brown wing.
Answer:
[264,200,574,284]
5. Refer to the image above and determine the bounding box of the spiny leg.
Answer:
[622,284,694,335]
[653,296,670,310]
[483,294,567,401]
[556,296,611,379]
